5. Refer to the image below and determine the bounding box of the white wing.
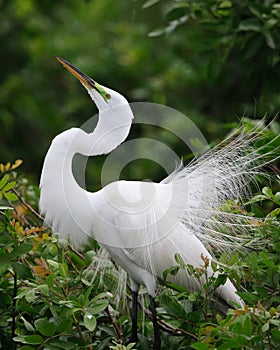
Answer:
[93,180,243,306]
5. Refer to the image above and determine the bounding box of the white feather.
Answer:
[40,71,279,312]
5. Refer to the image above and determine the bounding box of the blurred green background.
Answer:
[1,0,280,185]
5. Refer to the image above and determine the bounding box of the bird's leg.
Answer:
[150,295,161,350]
[129,290,138,344]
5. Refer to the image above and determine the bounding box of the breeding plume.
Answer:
[40,57,271,349]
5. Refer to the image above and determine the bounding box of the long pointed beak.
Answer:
[56,56,111,102]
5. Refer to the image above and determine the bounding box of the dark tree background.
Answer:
[1,0,280,181]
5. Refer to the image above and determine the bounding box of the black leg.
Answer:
[129,290,138,344]
[150,296,161,350]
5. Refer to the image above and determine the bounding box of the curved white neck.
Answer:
[39,102,133,246]
[74,105,133,156]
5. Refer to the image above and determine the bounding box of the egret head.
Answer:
[56,56,134,155]
[56,56,129,113]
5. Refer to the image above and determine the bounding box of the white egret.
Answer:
[40,57,273,349]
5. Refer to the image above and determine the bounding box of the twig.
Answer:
[105,306,123,342]
[132,294,198,340]
[72,313,87,344]
[69,245,85,260]
[12,188,45,221]
[10,200,30,226]
[11,271,17,341]
[158,319,198,340]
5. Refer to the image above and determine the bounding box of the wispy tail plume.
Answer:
[163,119,280,252]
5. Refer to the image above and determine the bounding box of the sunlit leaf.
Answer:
[13,335,44,345]
[88,299,108,314]
[4,192,18,202]
[238,18,262,32]
[3,181,16,192]
[0,174,9,190]
[84,312,97,332]
[142,0,160,9]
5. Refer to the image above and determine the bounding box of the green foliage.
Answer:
[0,212,119,349]
[1,118,279,348]
[110,342,136,350]
[2,0,280,184]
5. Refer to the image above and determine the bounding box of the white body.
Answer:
[40,76,246,308]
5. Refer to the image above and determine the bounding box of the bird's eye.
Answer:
[106,93,111,100]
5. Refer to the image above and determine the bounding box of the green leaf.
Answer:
[9,244,33,260]
[160,294,188,318]
[161,280,187,293]
[249,4,264,19]
[14,335,44,345]
[214,274,228,288]
[163,266,179,280]
[243,35,263,60]
[4,192,18,201]
[25,289,36,303]
[46,340,78,349]
[230,315,253,338]
[70,250,85,266]
[264,32,277,50]
[88,299,109,314]
[191,343,209,350]
[35,317,57,337]
[243,315,252,337]
[188,292,198,302]
[37,284,49,296]
[21,316,35,332]
[238,18,262,32]
[271,329,280,342]
[83,286,93,304]
[48,243,58,256]
[217,338,247,349]
[266,208,280,218]
[264,18,279,31]
[226,253,239,266]
[246,194,267,204]
[57,319,73,334]
[0,262,11,274]
[46,273,55,288]
[165,7,189,22]
[84,312,97,332]
[3,181,16,192]
[174,253,186,268]
[148,27,166,37]
[238,291,259,304]
[58,263,68,278]
[262,186,273,198]
[0,205,13,212]
[142,0,160,9]
[0,174,9,190]
[262,322,270,332]
[11,262,32,279]
[47,259,59,269]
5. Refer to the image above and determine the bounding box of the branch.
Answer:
[12,188,45,221]
[105,307,123,342]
